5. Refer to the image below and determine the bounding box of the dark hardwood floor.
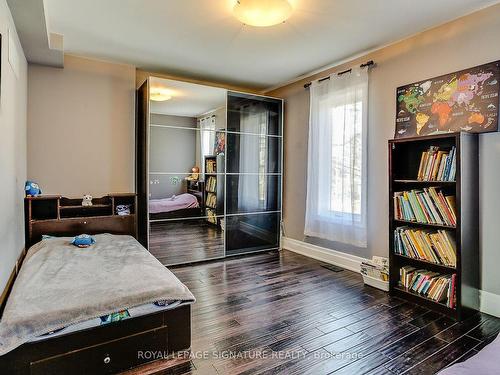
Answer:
[126,250,500,375]
[149,220,224,265]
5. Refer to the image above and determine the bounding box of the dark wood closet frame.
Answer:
[0,193,192,374]
[136,80,150,248]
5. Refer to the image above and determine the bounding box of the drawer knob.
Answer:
[104,356,111,364]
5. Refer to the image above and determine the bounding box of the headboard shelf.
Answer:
[59,204,111,209]
[25,193,137,249]
[25,195,62,200]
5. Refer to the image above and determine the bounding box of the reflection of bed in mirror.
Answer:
[149,193,203,220]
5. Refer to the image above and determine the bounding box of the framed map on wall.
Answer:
[395,61,500,138]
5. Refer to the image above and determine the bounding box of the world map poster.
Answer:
[395,61,500,138]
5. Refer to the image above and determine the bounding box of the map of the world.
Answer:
[395,61,499,138]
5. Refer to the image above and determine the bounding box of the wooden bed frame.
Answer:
[149,206,204,221]
[0,194,192,374]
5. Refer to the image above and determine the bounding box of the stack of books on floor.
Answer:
[394,226,456,267]
[361,256,389,291]
[417,146,456,181]
[361,256,389,281]
[399,266,456,308]
[393,187,456,226]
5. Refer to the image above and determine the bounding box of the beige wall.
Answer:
[268,4,500,296]
[0,0,28,293]
[27,55,136,197]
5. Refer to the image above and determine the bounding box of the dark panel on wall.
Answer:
[225,92,283,256]
[226,212,280,256]
[226,174,281,215]
[227,92,283,136]
[226,133,282,174]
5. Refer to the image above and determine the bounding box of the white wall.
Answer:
[0,0,28,293]
[268,3,500,305]
[27,55,136,197]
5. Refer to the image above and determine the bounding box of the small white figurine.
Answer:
[82,194,93,206]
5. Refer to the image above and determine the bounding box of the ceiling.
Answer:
[43,0,500,89]
[7,0,63,67]
[149,78,226,117]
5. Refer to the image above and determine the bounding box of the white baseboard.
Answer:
[282,236,500,318]
[281,236,369,273]
[479,290,500,317]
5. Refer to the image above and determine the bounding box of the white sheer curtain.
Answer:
[304,67,368,247]
[238,106,268,212]
[199,116,216,174]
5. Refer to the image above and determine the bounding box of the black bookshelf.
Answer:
[388,133,479,320]
[204,155,223,226]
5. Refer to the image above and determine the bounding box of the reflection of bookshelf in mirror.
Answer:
[388,133,479,320]
[204,156,218,226]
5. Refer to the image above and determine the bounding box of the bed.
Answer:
[0,195,195,374]
[149,193,202,220]
[438,333,500,374]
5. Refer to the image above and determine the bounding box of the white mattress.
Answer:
[29,300,182,343]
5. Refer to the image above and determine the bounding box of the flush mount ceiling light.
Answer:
[233,0,293,27]
[150,87,173,102]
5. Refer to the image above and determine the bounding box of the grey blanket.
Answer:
[0,234,195,355]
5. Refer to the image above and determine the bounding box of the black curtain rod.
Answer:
[303,60,374,89]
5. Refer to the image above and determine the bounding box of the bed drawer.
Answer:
[29,326,168,375]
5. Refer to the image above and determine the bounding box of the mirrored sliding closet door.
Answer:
[136,80,283,265]
[225,92,283,256]
[146,78,227,266]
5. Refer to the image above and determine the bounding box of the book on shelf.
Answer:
[205,176,217,192]
[417,146,456,181]
[206,208,217,224]
[205,159,217,174]
[394,226,456,267]
[393,187,456,226]
[205,192,217,208]
[399,266,456,308]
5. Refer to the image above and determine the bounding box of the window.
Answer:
[328,100,363,218]
[304,68,368,247]
[258,120,268,203]
[199,116,216,174]
[238,108,269,211]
